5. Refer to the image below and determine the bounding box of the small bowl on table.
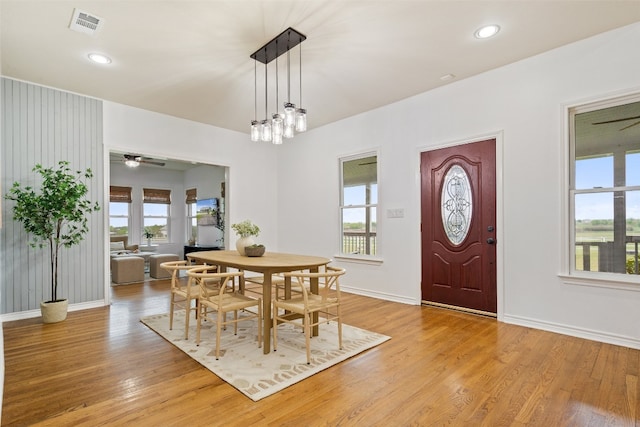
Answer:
[244,245,265,257]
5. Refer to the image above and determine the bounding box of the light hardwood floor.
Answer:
[2,279,639,426]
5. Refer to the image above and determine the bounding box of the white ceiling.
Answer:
[2,1,640,137]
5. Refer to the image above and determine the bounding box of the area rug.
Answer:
[140,310,390,401]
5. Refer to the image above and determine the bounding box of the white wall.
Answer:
[277,23,640,348]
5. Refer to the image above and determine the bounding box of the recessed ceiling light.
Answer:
[88,53,111,64]
[474,24,500,39]
[440,74,456,81]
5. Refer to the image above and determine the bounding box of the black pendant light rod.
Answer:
[299,42,303,106]
[264,48,268,120]
[251,27,306,64]
[275,40,279,108]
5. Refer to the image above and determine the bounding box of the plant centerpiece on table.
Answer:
[4,161,100,323]
[231,220,260,256]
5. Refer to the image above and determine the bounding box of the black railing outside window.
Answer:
[575,236,640,274]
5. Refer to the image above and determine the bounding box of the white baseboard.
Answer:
[341,285,419,305]
[503,314,640,350]
[0,300,107,322]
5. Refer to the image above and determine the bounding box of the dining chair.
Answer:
[160,260,213,339]
[187,266,262,360]
[272,266,346,364]
[244,273,286,298]
[245,268,317,300]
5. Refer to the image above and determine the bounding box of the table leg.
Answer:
[238,269,245,294]
[262,273,272,354]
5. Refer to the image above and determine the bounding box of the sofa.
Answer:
[110,235,139,255]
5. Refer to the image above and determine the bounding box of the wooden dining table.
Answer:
[186,250,331,354]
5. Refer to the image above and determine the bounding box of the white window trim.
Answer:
[338,150,380,261]
[561,90,640,290]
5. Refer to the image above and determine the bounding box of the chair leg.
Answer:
[337,307,343,350]
[272,304,278,352]
[304,314,312,364]
[184,297,191,340]
[257,299,263,348]
[169,294,175,330]
[216,309,224,360]
[234,310,238,335]
[196,304,202,346]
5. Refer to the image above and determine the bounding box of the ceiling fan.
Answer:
[592,114,640,131]
[123,154,166,167]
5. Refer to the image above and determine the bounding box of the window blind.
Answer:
[110,186,132,203]
[186,188,197,204]
[143,188,171,204]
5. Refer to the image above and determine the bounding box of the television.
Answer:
[196,198,218,226]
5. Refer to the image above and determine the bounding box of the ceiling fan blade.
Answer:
[619,120,640,131]
[122,153,165,166]
[140,160,166,167]
[592,115,640,125]
[123,154,141,161]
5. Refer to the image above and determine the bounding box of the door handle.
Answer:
[487,238,496,245]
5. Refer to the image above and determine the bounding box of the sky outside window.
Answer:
[575,154,640,220]
[343,184,377,223]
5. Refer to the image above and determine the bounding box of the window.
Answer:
[186,188,197,243]
[143,188,171,244]
[340,153,378,255]
[109,186,131,237]
[570,95,640,279]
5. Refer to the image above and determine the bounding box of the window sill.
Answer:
[333,254,384,265]
[559,272,640,292]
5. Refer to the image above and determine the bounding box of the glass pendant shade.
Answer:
[284,102,296,127]
[284,123,295,138]
[295,108,307,132]
[250,120,260,141]
[261,120,272,142]
[272,113,284,136]
[272,133,283,144]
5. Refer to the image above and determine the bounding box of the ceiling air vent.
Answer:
[69,8,104,36]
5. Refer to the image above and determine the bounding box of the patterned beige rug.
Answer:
[140,310,390,401]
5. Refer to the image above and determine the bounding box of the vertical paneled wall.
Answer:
[1,78,104,314]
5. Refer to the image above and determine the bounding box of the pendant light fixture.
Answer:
[250,27,307,144]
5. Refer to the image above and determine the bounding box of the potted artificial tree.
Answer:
[4,161,100,323]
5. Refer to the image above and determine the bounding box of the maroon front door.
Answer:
[420,139,497,313]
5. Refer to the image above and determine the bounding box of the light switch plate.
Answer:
[387,208,404,218]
